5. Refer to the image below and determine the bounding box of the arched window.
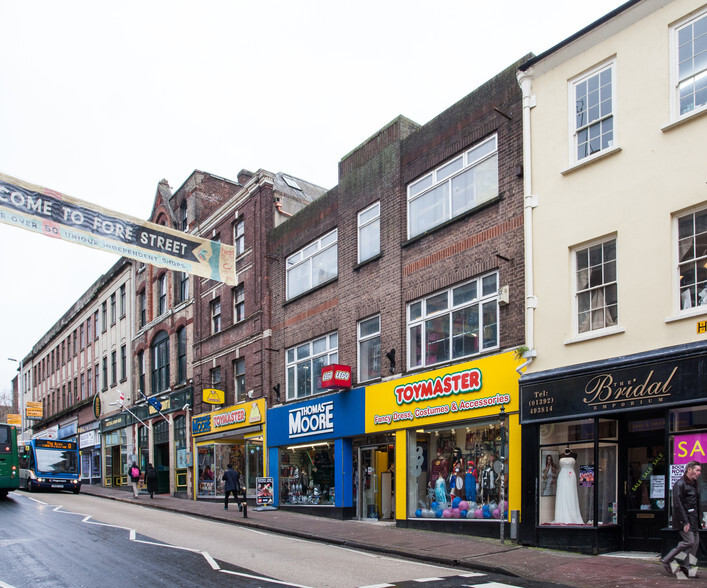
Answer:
[151,331,170,394]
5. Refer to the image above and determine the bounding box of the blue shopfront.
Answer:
[268,388,367,519]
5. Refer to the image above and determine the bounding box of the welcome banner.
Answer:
[0,172,236,285]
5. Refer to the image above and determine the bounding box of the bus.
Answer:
[0,424,20,498]
[19,438,81,494]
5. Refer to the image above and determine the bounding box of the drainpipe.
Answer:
[516,68,538,374]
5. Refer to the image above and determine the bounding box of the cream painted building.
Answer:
[515,0,707,556]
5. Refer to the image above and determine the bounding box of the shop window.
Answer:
[670,406,707,432]
[174,415,187,470]
[668,407,707,525]
[138,426,149,470]
[406,420,507,520]
[279,444,334,505]
[538,418,618,527]
[197,443,245,498]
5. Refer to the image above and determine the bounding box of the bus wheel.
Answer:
[25,479,32,493]
[73,487,80,494]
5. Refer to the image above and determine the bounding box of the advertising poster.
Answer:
[256,477,274,505]
[579,465,594,487]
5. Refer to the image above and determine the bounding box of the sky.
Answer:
[0,0,627,400]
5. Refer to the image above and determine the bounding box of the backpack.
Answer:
[131,466,139,478]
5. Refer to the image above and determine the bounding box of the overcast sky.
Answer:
[0,0,626,399]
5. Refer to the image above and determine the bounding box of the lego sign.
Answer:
[321,364,351,389]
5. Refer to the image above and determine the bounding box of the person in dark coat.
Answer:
[662,460,702,579]
[222,463,242,511]
[145,463,158,499]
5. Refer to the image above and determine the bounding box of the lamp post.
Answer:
[498,405,507,544]
[8,357,24,442]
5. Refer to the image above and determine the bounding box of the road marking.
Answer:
[218,568,314,587]
[412,579,444,583]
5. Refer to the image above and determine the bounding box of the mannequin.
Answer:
[465,459,478,502]
[429,447,449,488]
[554,447,584,524]
[450,447,465,498]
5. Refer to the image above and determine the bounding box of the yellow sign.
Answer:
[365,350,522,433]
[25,401,43,418]
[203,388,225,405]
[192,398,266,437]
[0,172,237,286]
[6,414,21,425]
[698,320,707,334]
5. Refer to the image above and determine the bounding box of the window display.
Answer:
[197,442,245,497]
[280,444,335,505]
[407,420,508,520]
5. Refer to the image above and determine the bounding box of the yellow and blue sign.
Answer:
[192,398,265,437]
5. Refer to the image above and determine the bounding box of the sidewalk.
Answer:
[79,484,682,587]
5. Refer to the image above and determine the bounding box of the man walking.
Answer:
[662,460,702,579]
[222,463,242,511]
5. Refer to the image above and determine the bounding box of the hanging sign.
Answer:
[203,388,225,405]
[321,364,351,389]
[0,172,236,285]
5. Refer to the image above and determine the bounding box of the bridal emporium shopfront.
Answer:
[519,342,707,558]
[365,350,522,538]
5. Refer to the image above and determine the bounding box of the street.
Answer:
[0,491,534,588]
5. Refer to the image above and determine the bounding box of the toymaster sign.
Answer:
[365,350,521,432]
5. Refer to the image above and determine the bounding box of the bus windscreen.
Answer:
[35,448,79,475]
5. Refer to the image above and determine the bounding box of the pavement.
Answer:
[78,484,692,587]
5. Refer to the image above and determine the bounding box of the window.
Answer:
[94,363,100,396]
[111,350,117,386]
[110,293,117,325]
[408,136,498,238]
[671,10,707,119]
[408,273,499,369]
[177,272,189,303]
[137,351,145,394]
[358,202,380,263]
[139,291,146,328]
[210,366,222,389]
[120,344,127,381]
[211,298,222,334]
[358,315,381,382]
[94,311,99,339]
[177,327,187,384]
[120,284,126,317]
[180,201,188,231]
[234,358,246,403]
[102,301,108,332]
[73,331,78,355]
[151,331,170,394]
[574,238,618,333]
[286,332,338,400]
[101,356,108,391]
[158,274,167,315]
[87,368,92,397]
[571,61,614,162]
[80,373,85,401]
[233,284,245,323]
[286,230,338,299]
[234,218,245,256]
[80,324,85,350]
[677,208,707,310]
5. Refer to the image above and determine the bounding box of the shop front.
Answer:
[192,399,266,501]
[267,388,365,519]
[78,422,101,484]
[519,342,707,559]
[365,350,522,538]
[100,413,132,488]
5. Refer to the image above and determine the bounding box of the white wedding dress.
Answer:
[554,456,584,524]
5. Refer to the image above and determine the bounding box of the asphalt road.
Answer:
[0,491,527,588]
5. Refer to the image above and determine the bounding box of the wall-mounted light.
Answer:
[385,349,396,374]
[273,383,281,402]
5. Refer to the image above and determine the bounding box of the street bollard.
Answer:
[242,501,247,518]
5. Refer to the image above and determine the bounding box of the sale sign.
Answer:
[673,433,707,464]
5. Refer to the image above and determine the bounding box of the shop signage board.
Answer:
[520,350,707,424]
[192,398,265,437]
[0,172,237,285]
[673,432,707,464]
[321,364,351,390]
[267,388,365,446]
[6,414,20,426]
[365,350,521,433]
[203,388,225,405]
[25,401,43,419]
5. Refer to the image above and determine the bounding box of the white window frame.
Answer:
[406,273,499,370]
[407,135,498,239]
[234,218,245,256]
[211,298,221,334]
[234,357,246,403]
[675,205,707,314]
[286,229,338,300]
[358,315,381,383]
[233,284,245,323]
[568,59,616,164]
[670,8,707,122]
[572,237,619,336]
[286,332,338,400]
[358,202,380,263]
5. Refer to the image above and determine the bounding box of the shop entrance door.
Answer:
[623,415,667,552]
[357,446,391,520]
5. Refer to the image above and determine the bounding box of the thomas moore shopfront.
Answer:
[366,350,522,538]
[519,341,707,559]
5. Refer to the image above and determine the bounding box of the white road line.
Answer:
[218,568,314,587]
[0,581,17,588]
[412,578,444,583]
[357,584,395,588]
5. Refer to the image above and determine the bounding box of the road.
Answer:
[0,490,531,588]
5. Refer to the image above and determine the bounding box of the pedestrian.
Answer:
[145,463,158,499]
[661,460,702,579]
[222,463,242,511]
[129,461,141,499]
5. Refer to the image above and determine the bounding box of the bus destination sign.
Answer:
[35,439,76,450]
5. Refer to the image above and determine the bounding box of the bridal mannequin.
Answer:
[554,447,584,524]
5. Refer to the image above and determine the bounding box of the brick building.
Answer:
[190,169,327,499]
[267,57,529,538]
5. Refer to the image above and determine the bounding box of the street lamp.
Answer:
[7,357,24,441]
[498,405,507,544]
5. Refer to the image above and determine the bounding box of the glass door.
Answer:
[623,416,667,552]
